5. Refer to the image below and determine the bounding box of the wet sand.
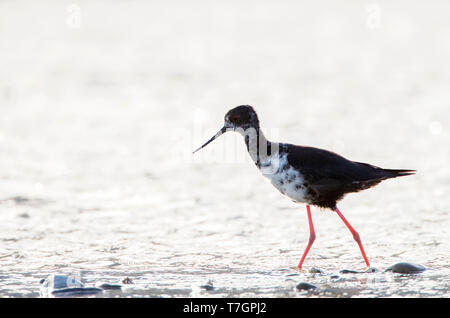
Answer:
[0,0,449,297]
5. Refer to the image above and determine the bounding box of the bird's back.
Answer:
[281,144,414,208]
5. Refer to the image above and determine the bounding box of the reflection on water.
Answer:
[0,0,449,297]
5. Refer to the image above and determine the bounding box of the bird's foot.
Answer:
[292,266,306,272]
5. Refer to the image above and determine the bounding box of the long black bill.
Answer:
[192,126,227,154]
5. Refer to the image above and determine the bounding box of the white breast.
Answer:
[259,153,308,203]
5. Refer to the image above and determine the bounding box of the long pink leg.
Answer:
[297,205,316,269]
[334,206,370,267]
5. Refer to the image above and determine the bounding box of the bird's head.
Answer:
[193,105,260,153]
[224,105,259,131]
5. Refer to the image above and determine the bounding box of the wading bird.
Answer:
[193,105,414,269]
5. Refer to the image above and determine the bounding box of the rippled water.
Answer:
[0,0,449,297]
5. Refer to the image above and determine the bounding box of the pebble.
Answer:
[51,287,103,297]
[200,280,214,291]
[95,282,122,290]
[339,269,360,274]
[200,284,214,291]
[309,267,324,274]
[296,282,317,291]
[122,277,134,284]
[339,268,379,274]
[40,274,103,297]
[386,262,426,274]
[366,267,379,273]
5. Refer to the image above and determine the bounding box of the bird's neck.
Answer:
[240,126,278,167]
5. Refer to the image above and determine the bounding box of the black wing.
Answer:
[283,144,414,208]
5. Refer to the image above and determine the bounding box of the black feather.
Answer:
[283,144,414,209]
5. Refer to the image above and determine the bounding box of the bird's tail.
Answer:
[355,162,416,179]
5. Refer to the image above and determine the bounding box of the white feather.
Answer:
[259,153,308,203]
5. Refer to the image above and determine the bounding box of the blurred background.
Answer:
[0,0,448,297]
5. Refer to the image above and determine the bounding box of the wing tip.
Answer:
[386,169,416,177]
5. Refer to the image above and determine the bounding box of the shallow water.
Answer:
[0,0,449,297]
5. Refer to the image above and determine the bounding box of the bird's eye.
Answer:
[230,115,240,122]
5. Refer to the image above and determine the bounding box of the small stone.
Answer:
[122,277,134,284]
[51,287,103,297]
[330,275,340,279]
[339,269,360,274]
[200,284,214,291]
[95,282,122,290]
[296,282,317,291]
[41,274,84,289]
[386,262,426,274]
[200,280,214,291]
[39,274,103,297]
[366,267,379,273]
[309,267,324,274]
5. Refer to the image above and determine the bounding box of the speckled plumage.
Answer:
[258,152,309,204]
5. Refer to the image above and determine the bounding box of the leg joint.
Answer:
[352,231,361,242]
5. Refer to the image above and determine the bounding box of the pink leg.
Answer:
[297,205,316,269]
[334,206,370,267]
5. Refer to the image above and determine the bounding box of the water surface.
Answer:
[0,0,449,297]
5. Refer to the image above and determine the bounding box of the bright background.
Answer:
[0,0,449,297]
